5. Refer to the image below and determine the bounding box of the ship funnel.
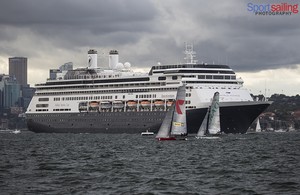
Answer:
[87,49,97,69]
[109,50,119,69]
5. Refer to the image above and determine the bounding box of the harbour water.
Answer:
[1,131,299,194]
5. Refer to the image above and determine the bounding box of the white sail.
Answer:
[208,92,221,135]
[255,118,261,132]
[171,85,187,136]
[196,109,209,137]
[155,104,175,139]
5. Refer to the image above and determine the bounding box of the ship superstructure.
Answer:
[26,45,271,133]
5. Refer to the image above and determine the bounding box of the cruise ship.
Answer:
[26,45,271,134]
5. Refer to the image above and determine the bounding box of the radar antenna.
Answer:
[184,43,198,64]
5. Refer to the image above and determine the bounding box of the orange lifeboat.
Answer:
[154,100,164,107]
[89,101,100,112]
[167,100,174,107]
[140,100,151,108]
[127,101,137,108]
[89,101,99,107]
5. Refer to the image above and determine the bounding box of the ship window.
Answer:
[231,76,236,80]
[225,76,230,80]
[36,104,48,108]
[213,75,224,79]
[158,76,166,80]
[172,76,177,80]
[36,109,48,112]
[186,93,191,97]
[38,98,49,101]
[198,75,205,79]
[206,75,212,79]
[185,81,238,84]
[182,75,195,78]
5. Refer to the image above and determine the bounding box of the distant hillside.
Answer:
[256,94,300,130]
[267,94,300,118]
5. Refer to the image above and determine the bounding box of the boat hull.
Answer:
[26,102,271,134]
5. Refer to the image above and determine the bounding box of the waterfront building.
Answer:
[0,74,20,109]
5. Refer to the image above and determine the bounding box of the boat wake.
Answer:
[0,129,21,134]
[195,136,221,140]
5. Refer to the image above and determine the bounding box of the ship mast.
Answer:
[184,43,198,64]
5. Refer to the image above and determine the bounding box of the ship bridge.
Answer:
[149,64,234,75]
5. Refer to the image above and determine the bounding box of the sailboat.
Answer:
[255,118,262,132]
[196,108,209,137]
[196,92,221,138]
[156,85,187,141]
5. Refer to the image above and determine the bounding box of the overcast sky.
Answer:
[0,0,299,95]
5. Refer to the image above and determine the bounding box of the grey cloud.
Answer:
[0,0,156,26]
[0,0,299,73]
[0,0,158,48]
[173,0,300,71]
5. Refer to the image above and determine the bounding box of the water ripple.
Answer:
[0,131,299,194]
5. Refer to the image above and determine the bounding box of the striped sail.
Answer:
[208,92,221,135]
[171,85,187,136]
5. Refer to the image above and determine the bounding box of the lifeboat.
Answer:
[100,101,112,109]
[140,100,151,108]
[154,100,164,107]
[89,101,99,107]
[167,100,174,107]
[79,102,88,112]
[88,101,100,112]
[113,101,124,109]
[127,101,137,108]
